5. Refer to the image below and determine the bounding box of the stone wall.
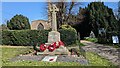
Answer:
[31,20,51,30]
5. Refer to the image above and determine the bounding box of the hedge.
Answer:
[2,25,77,46]
[2,30,49,46]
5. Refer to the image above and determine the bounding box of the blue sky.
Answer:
[1,2,48,25]
[1,2,118,25]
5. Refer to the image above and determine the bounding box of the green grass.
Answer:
[2,47,32,64]
[85,38,98,43]
[85,38,120,48]
[85,52,113,66]
[1,46,114,66]
[2,46,81,66]
[3,61,82,66]
[76,40,86,46]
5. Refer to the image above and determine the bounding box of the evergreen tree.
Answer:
[118,1,120,32]
[7,14,30,30]
[118,1,120,20]
[87,2,119,43]
[0,24,8,30]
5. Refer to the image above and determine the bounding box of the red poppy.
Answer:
[49,58,54,61]
[52,42,56,47]
[56,42,60,48]
[59,41,64,46]
[40,44,47,52]
[39,41,64,52]
[48,46,55,52]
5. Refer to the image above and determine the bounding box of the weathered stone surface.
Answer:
[50,4,59,31]
[37,46,70,55]
[53,46,70,55]
[57,55,88,65]
[31,20,50,30]
[47,4,60,44]
[47,31,60,44]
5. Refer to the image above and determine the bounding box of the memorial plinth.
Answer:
[37,4,69,55]
[37,46,70,55]
[46,31,60,44]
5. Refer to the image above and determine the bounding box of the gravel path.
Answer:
[81,40,120,65]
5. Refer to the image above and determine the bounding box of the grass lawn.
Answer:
[86,52,113,66]
[1,46,114,66]
[2,46,32,64]
[1,46,81,66]
[85,37,120,48]
[85,38,98,43]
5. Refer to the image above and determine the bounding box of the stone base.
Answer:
[45,43,51,46]
[48,31,60,44]
[37,46,70,55]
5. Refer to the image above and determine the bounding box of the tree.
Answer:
[0,24,8,30]
[87,2,119,43]
[118,1,120,32]
[118,1,120,20]
[69,8,91,39]
[48,0,82,28]
[7,14,30,30]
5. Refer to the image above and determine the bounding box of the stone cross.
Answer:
[47,4,60,44]
[50,4,59,31]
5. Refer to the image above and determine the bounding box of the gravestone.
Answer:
[37,4,69,55]
[112,36,119,44]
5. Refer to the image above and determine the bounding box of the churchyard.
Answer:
[1,1,120,68]
[1,45,114,66]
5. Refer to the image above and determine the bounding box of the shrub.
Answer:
[85,37,98,43]
[59,25,77,45]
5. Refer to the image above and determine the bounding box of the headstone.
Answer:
[89,31,95,38]
[99,28,106,35]
[112,36,119,44]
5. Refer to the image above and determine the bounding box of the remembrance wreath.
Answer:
[39,41,64,52]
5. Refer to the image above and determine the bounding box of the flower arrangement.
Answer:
[39,44,47,52]
[39,41,64,52]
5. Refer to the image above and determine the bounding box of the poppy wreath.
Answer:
[56,41,64,48]
[39,41,64,52]
[48,42,56,52]
[39,44,47,52]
